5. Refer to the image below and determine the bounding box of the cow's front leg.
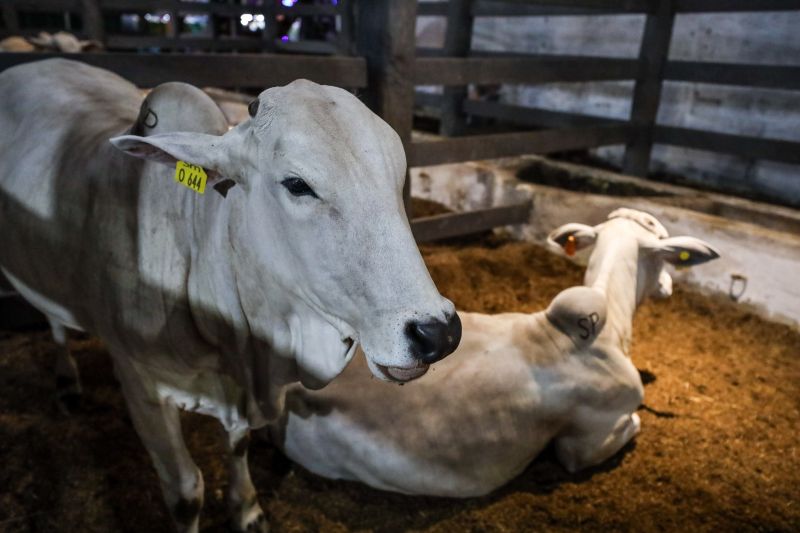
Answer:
[116,368,204,533]
[555,411,641,473]
[48,319,82,413]
[225,427,267,532]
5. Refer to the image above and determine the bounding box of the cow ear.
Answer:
[109,132,236,183]
[652,236,720,267]
[547,223,597,257]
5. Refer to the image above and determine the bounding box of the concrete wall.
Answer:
[415,9,800,206]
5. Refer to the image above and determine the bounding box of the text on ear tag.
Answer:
[174,161,207,194]
[565,235,577,257]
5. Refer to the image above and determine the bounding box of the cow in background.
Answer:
[269,208,719,497]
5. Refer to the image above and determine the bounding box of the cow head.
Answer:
[110,80,460,386]
[548,208,720,304]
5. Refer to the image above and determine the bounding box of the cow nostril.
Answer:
[405,313,462,365]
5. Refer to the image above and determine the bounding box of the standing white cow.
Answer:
[0,59,461,531]
[269,208,719,497]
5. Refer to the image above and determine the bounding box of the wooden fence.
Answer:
[2,0,800,241]
[413,0,800,179]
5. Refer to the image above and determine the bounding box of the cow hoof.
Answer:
[231,506,268,533]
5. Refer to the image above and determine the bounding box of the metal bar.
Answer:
[411,201,533,242]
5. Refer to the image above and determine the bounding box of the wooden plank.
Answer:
[417,2,449,16]
[355,0,418,215]
[8,0,81,11]
[675,0,800,12]
[439,0,474,137]
[106,35,269,51]
[99,0,338,16]
[413,56,639,85]
[654,126,800,165]
[337,0,355,55]
[81,0,105,43]
[479,0,652,12]
[664,61,800,90]
[274,40,341,56]
[410,124,635,167]
[0,52,368,88]
[411,201,532,243]
[2,3,20,33]
[472,0,643,16]
[261,1,277,53]
[463,99,625,128]
[623,0,675,177]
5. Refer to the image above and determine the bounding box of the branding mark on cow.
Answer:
[175,161,208,194]
[577,312,601,340]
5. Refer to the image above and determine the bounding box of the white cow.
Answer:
[0,59,461,531]
[269,208,719,497]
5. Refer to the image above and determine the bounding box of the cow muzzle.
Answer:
[405,313,462,365]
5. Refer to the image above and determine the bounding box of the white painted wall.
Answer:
[415,9,800,205]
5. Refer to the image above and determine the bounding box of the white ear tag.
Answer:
[174,161,208,194]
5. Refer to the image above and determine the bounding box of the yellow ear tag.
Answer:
[174,161,207,194]
[565,235,577,257]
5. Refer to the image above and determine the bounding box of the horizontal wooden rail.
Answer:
[98,0,339,16]
[413,56,638,85]
[410,124,634,167]
[418,0,800,16]
[674,0,800,12]
[105,36,340,55]
[106,35,268,51]
[0,52,367,88]
[475,0,651,11]
[471,0,649,16]
[7,0,81,11]
[411,201,533,242]
[654,126,800,164]
[463,99,625,128]
[664,61,800,90]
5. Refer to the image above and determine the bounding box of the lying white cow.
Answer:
[0,59,460,531]
[269,208,719,497]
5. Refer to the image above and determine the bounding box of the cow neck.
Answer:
[583,234,639,357]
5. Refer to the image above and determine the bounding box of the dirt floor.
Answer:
[1,228,799,532]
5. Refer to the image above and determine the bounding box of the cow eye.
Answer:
[281,177,318,199]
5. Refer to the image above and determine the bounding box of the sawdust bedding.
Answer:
[0,206,798,532]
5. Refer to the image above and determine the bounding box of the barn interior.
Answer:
[0,1,798,532]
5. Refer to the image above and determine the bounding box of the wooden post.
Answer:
[439,0,474,137]
[2,3,20,34]
[337,0,354,55]
[262,0,277,52]
[622,0,675,177]
[355,0,418,217]
[81,0,105,44]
